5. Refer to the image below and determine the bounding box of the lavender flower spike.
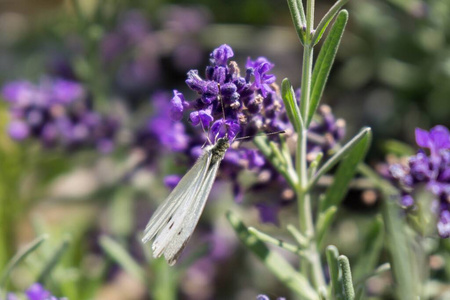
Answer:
[387,125,450,238]
[25,283,66,300]
[415,125,450,156]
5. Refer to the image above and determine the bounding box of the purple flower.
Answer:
[137,45,348,225]
[190,108,214,128]
[164,174,182,189]
[24,283,65,300]
[246,57,276,97]
[210,119,241,141]
[6,293,18,300]
[2,80,34,105]
[415,126,450,156]
[308,105,346,156]
[438,210,450,238]
[210,44,234,66]
[8,120,29,140]
[255,203,280,225]
[1,78,119,152]
[134,92,190,166]
[387,125,450,238]
[50,79,84,104]
[170,90,188,121]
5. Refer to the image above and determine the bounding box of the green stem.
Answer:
[294,0,327,290]
[300,45,314,121]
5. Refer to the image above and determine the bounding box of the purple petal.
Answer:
[25,283,51,300]
[8,120,29,140]
[401,194,415,207]
[429,125,450,150]
[255,203,279,225]
[211,44,234,66]
[415,127,430,148]
[210,119,241,141]
[190,109,214,128]
[186,70,206,93]
[164,175,182,189]
[437,210,450,238]
[170,90,187,120]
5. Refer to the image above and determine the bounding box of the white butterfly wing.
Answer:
[163,157,221,265]
[142,151,210,245]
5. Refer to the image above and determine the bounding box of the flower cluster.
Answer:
[171,44,286,142]
[2,78,119,153]
[136,45,346,224]
[7,283,66,300]
[307,104,346,159]
[387,125,450,237]
[134,91,190,165]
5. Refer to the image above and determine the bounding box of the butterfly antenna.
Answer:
[200,120,213,146]
[234,130,286,141]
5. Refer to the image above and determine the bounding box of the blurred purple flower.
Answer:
[308,104,346,158]
[8,120,29,140]
[5,283,66,300]
[164,174,182,189]
[387,125,450,238]
[415,126,450,156]
[1,78,119,152]
[134,92,190,166]
[255,203,281,225]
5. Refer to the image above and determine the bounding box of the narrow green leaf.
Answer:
[286,224,309,248]
[281,78,303,133]
[358,163,421,299]
[0,235,48,290]
[338,255,355,300]
[382,197,421,300]
[316,205,338,248]
[286,0,306,44]
[309,127,371,192]
[254,136,298,189]
[312,0,349,46]
[307,10,348,127]
[320,128,372,211]
[318,286,328,300]
[37,235,71,283]
[248,227,308,258]
[354,263,390,300]
[99,236,146,284]
[355,263,390,286]
[353,216,384,281]
[382,139,416,156]
[227,211,317,300]
[326,245,344,300]
[269,141,287,166]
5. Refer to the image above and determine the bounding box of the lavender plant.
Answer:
[130,0,371,297]
[1,0,449,299]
